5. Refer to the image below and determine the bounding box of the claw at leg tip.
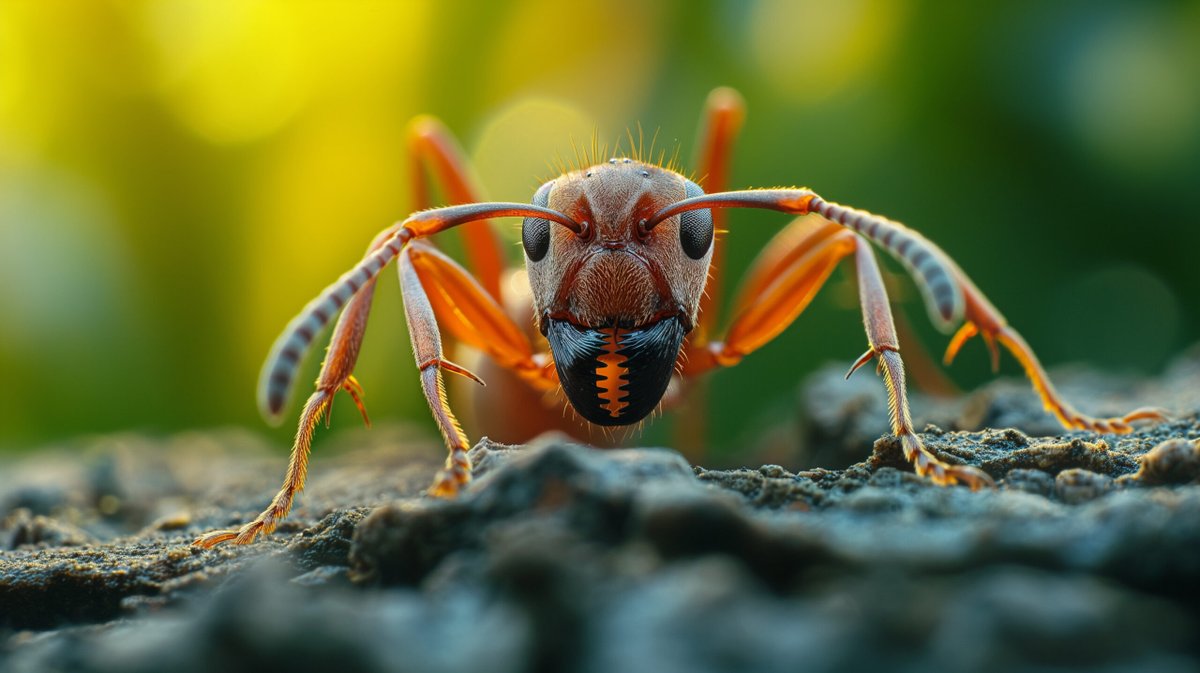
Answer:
[943,321,978,366]
[192,530,236,548]
[343,376,371,427]
[845,348,875,380]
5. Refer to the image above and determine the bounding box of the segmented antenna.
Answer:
[809,196,965,330]
[258,232,406,422]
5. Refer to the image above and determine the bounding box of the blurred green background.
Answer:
[1,0,1197,454]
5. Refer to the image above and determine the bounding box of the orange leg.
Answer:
[195,225,398,547]
[407,115,507,302]
[681,216,990,487]
[194,202,573,548]
[397,246,472,496]
[694,87,746,339]
[811,195,1163,432]
[678,87,746,456]
[683,217,854,374]
[943,268,1167,432]
[653,188,1165,439]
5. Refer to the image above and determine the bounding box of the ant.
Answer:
[194,88,1165,548]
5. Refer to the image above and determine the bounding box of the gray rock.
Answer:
[4,349,1200,672]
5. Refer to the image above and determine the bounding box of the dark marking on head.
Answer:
[545,316,685,426]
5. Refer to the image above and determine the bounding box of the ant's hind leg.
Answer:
[407,115,507,302]
[693,87,746,338]
[677,87,746,455]
[939,266,1168,433]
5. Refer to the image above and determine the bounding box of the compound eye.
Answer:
[679,179,713,260]
[522,181,554,262]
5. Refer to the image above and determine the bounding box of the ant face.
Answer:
[522,159,714,426]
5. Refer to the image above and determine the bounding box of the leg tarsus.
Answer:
[935,258,1167,434]
[992,326,1165,433]
[899,434,994,491]
[193,389,332,548]
[427,444,472,498]
[852,245,995,491]
[192,530,238,548]
[1122,407,1171,424]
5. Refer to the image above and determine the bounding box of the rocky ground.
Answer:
[2,347,1199,673]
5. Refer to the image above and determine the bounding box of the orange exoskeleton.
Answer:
[194,88,1164,548]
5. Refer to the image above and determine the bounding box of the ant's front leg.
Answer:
[397,246,473,496]
[801,195,1168,434]
[657,189,1167,439]
[680,213,990,488]
[845,240,993,488]
[193,202,574,548]
[192,229,396,548]
[399,242,556,496]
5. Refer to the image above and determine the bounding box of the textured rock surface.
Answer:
[2,348,1199,672]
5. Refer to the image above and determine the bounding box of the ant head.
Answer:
[521,159,714,426]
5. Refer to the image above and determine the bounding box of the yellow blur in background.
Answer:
[1,0,1197,452]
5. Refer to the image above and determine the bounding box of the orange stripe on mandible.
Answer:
[595,327,630,418]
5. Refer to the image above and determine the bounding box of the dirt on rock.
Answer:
[2,349,1199,672]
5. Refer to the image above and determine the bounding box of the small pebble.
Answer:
[1003,469,1055,497]
[1055,469,1113,504]
[1131,438,1200,485]
[758,464,789,478]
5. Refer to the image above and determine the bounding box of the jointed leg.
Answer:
[652,189,1164,437]
[400,242,557,495]
[397,247,472,496]
[808,197,1166,432]
[943,270,1166,432]
[407,116,507,301]
[693,87,746,338]
[847,241,992,488]
[678,211,990,487]
[196,228,396,548]
[194,202,575,548]
[678,88,746,455]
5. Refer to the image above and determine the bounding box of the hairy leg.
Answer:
[652,188,1165,435]
[193,202,575,547]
